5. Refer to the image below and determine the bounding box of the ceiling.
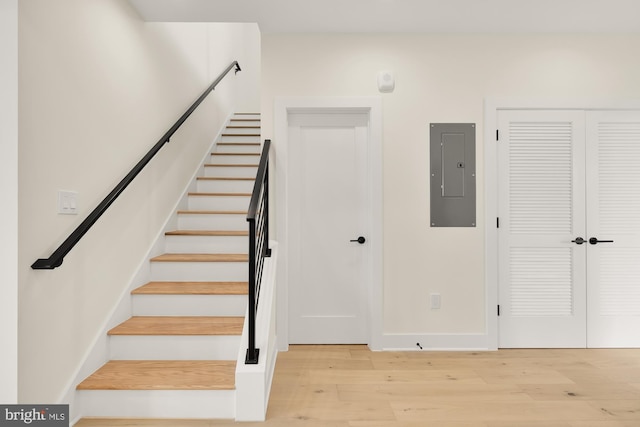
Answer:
[128,0,640,33]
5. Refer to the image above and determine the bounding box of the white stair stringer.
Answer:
[76,113,262,421]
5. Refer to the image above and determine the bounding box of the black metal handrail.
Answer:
[245,139,272,364]
[32,61,242,270]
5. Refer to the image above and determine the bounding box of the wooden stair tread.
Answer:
[221,133,260,137]
[165,230,248,237]
[230,119,260,122]
[226,126,260,129]
[188,192,252,197]
[76,360,236,390]
[151,253,248,262]
[108,316,244,336]
[217,142,260,146]
[177,210,247,215]
[235,113,260,115]
[133,281,248,295]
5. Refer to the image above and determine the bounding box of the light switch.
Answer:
[430,293,441,309]
[58,190,78,215]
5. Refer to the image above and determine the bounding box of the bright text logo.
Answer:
[0,406,68,426]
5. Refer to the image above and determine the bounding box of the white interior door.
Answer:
[288,112,369,344]
[497,110,587,348]
[586,111,640,347]
[498,108,640,348]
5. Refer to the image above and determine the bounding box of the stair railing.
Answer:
[32,61,242,270]
[245,139,272,364]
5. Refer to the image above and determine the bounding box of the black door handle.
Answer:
[589,237,614,245]
[572,237,586,245]
[350,236,366,244]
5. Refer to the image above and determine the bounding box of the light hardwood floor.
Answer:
[75,345,640,426]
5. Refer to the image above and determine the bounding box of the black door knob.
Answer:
[350,236,366,244]
[571,237,586,245]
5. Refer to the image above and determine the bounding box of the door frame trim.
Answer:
[275,96,383,351]
[484,97,640,350]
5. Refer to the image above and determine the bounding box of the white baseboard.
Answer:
[378,333,492,352]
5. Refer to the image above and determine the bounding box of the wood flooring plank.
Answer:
[108,316,244,336]
[76,360,236,390]
[132,281,248,295]
[307,368,486,385]
[518,383,640,401]
[476,367,575,385]
[75,419,216,427]
[390,401,612,422]
[337,383,530,403]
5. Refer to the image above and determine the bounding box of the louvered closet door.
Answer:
[498,110,587,348]
[586,111,640,347]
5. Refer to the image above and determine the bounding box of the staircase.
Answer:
[76,113,262,420]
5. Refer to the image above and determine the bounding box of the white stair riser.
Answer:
[132,294,247,316]
[151,261,248,282]
[232,114,260,120]
[77,390,235,419]
[209,154,260,164]
[188,195,251,211]
[177,214,247,230]
[196,179,255,193]
[215,143,261,154]
[165,235,248,254]
[204,166,258,178]
[223,127,261,135]
[220,135,260,143]
[110,335,241,360]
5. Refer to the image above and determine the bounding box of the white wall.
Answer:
[261,34,640,342]
[19,0,259,403]
[0,0,18,403]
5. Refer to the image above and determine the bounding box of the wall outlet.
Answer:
[58,190,78,215]
[430,293,441,309]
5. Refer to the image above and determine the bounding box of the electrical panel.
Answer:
[430,123,476,227]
